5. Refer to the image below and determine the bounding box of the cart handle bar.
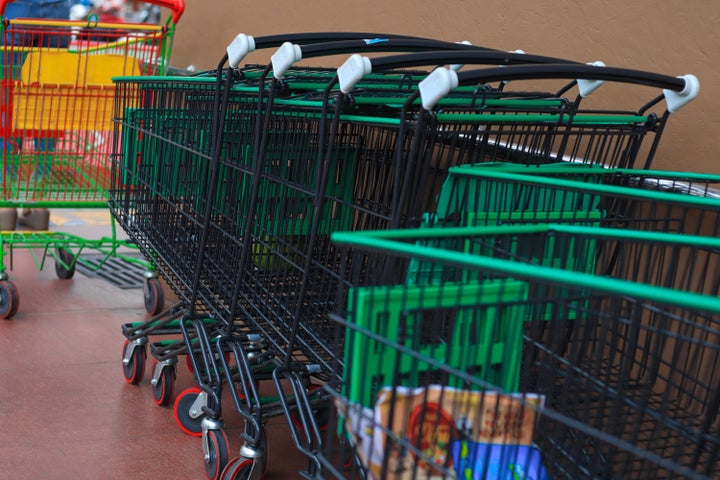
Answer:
[417,63,699,112]
[0,0,184,23]
[270,39,576,81]
[335,50,585,93]
[227,32,495,68]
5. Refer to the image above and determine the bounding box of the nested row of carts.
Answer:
[4,4,717,478]
[110,30,716,480]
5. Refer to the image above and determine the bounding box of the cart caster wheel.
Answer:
[291,384,331,432]
[54,248,76,279]
[151,360,175,406]
[143,277,164,316]
[0,280,19,319]
[224,431,268,479]
[205,429,230,480]
[221,458,260,480]
[122,339,146,384]
[174,386,205,437]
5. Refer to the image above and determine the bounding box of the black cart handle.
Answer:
[335,50,585,93]
[417,63,699,112]
[227,32,490,67]
[269,38,512,79]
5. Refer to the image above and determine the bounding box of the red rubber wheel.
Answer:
[151,360,175,406]
[174,386,204,437]
[220,459,255,480]
[122,339,146,385]
[143,277,164,316]
[0,280,19,319]
[205,429,230,480]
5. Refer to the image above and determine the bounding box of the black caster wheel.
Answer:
[221,431,268,480]
[205,429,230,480]
[0,280,19,319]
[221,458,259,480]
[122,339,146,385]
[151,360,176,406]
[143,276,164,316]
[54,248,76,279]
[174,386,204,437]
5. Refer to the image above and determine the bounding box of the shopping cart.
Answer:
[326,224,720,479]
[0,0,184,318]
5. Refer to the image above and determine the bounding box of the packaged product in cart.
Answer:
[340,385,548,479]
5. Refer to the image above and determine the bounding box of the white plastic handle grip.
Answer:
[227,34,256,68]
[271,42,303,80]
[337,54,373,93]
[664,74,700,113]
[577,61,606,97]
[418,67,459,110]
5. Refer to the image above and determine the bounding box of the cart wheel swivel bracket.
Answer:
[150,357,177,386]
[122,338,147,366]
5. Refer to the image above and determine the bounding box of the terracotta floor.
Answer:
[0,211,308,479]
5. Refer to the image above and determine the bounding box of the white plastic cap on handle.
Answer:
[577,61,606,97]
[418,67,459,110]
[499,50,526,84]
[271,42,303,80]
[337,54,373,93]
[449,41,473,72]
[664,74,700,113]
[227,34,256,68]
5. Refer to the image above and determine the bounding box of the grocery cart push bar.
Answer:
[271,41,583,82]
[336,50,589,93]
[226,31,495,68]
[333,54,698,110]
[423,63,700,112]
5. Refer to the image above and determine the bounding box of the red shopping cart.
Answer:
[0,0,183,318]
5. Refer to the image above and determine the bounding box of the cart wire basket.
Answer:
[326,224,720,480]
